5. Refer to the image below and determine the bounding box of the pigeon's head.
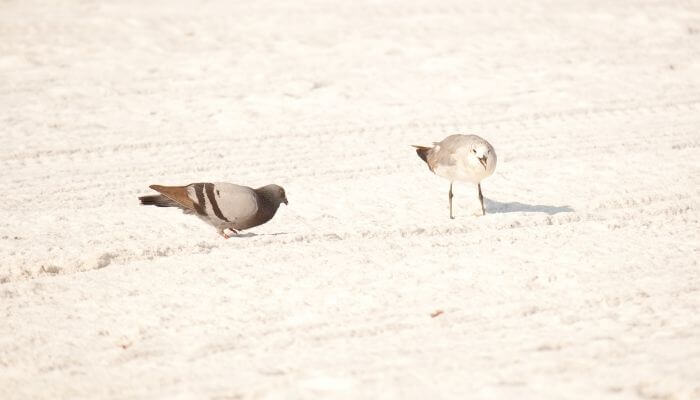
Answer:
[279,186,288,205]
[259,184,288,206]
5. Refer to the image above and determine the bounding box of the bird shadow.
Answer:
[231,232,288,238]
[484,199,573,215]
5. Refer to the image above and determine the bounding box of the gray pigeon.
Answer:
[413,134,497,218]
[139,182,288,238]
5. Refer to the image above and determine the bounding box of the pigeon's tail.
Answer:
[412,145,431,164]
[139,194,179,208]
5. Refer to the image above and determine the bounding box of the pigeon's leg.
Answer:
[217,227,239,239]
[478,183,485,216]
[449,182,455,219]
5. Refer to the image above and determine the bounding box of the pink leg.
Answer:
[218,228,239,239]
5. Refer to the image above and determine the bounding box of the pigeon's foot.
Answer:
[218,228,239,239]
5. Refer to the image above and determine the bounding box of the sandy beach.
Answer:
[1,0,699,398]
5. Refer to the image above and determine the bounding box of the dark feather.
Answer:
[413,145,431,164]
[139,194,194,214]
[139,194,178,208]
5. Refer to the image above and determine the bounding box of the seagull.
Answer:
[413,134,497,218]
[139,182,287,238]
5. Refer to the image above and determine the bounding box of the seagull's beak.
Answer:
[283,197,288,205]
[478,156,488,169]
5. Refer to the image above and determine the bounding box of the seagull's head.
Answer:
[470,144,491,169]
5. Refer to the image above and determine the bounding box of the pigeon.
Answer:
[413,134,497,218]
[139,182,288,238]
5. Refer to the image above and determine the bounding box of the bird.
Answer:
[413,134,496,219]
[138,182,288,238]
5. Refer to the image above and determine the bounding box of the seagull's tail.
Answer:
[412,145,431,164]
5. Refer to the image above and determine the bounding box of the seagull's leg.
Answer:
[478,183,485,216]
[449,182,455,219]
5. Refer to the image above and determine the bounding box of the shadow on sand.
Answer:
[485,199,573,215]
[231,232,288,238]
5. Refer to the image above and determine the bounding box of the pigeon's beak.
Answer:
[283,197,288,205]
[478,156,488,169]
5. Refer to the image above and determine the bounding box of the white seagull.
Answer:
[413,134,497,218]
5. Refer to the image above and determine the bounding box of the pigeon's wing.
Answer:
[209,183,259,222]
[149,184,198,212]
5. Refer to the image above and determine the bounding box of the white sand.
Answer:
[2,0,699,398]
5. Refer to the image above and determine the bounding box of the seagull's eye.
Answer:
[472,149,477,154]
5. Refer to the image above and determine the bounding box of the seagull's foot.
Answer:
[472,204,486,217]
